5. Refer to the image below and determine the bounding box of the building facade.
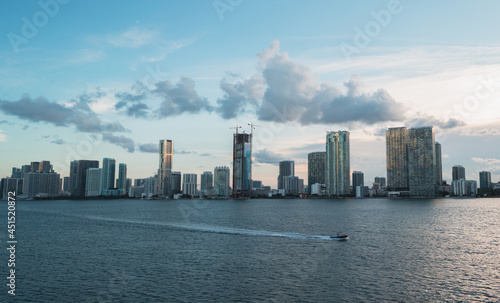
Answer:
[352,171,364,198]
[117,163,127,196]
[452,165,466,181]
[386,127,409,191]
[479,171,492,189]
[85,168,102,197]
[326,131,350,196]
[435,142,443,185]
[201,171,213,196]
[408,127,436,198]
[308,152,326,194]
[278,160,294,190]
[73,160,99,197]
[101,158,116,195]
[158,139,173,197]
[182,173,197,196]
[214,166,230,197]
[233,133,251,198]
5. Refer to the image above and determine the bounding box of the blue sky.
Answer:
[1,0,500,188]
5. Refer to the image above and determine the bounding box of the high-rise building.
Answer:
[326,131,350,196]
[85,168,102,197]
[386,127,409,191]
[200,171,213,196]
[233,133,251,198]
[278,160,294,190]
[30,162,40,173]
[101,158,116,195]
[171,171,181,195]
[39,161,51,173]
[69,160,79,194]
[23,172,60,198]
[374,177,386,188]
[158,139,173,197]
[308,152,326,194]
[214,166,230,197]
[182,173,197,196]
[435,142,443,185]
[117,163,127,195]
[144,176,156,198]
[479,171,492,189]
[352,171,364,197]
[11,168,22,179]
[21,165,31,176]
[63,176,70,192]
[283,175,300,195]
[73,160,99,197]
[452,165,466,181]
[1,178,23,200]
[408,127,436,197]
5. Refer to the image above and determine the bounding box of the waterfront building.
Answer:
[144,176,156,198]
[233,133,251,198]
[386,127,409,191]
[85,168,102,197]
[452,179,477,196]
[63,176,70,192]
[374,177,386,188]
[352,171,364,198]
[308,152,326,194]
[435,142,443,185]
[214,166,231,197]
[278,160,295,190]
[30,162,40,173]
[69,160,78,194]
[326,131,350,196]
[479,171,492,189]
[73,160,99,197]
[117,163,127,196]
[182,173,197,196]
[171,171,181,195]
[24,172,61,198]
[11,168,22,179]
[201,171,213,196]
[282,175,299,195]
[408,127,436,198]
[101,158,116,195]
[158,139,173,197]
[452,165,466,182]
[1,178,23,200]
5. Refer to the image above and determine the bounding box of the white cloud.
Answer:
[471,157,500,165]
[0,130,6,142]
[108,27,159,48]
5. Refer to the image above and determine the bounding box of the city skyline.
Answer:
[1,1,500,187]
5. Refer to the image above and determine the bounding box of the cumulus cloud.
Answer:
[254,149,283,164]
[138,143,158,153]
[407,113,466,130]
[0,94,128,133]
[217,40,406,126]
[471,157,500,165]
[102,133,136,153]
[154,77,213,118]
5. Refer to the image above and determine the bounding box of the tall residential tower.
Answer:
[326,131,350,196]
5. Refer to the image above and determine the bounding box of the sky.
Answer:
[1,0,500,188]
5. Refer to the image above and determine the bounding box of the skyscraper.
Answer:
[182,173,197,196]
[200,171,213,196]
[435,142,443,185]
[233,133,251,198]
[39,161,51,173]
[374,177,386,188]
[214,166,231,197]
[117,163,127,195]
[30,162,40,173]
[386,127,409,191]
[352,171,364,197]
[171,171,181,195]
[479,171,492,189]
[158,139,173,197]
[101,158,116,195]
[308,152,326,193]
[326,131,350,196]
[74,160,99,197]
[452,165,466,181]
[69,160,78,194]
[278,160,294,190]
[85,168,102,197]
[408,127,436,197]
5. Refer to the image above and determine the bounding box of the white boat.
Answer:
[330,233,348,240]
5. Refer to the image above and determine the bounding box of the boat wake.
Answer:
[83,215,338,241]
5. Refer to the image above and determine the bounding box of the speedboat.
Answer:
[330,233,348,240]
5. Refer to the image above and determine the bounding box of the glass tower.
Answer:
[158,139,173,197]
[326,131,350,196]
[408,127,436,197]
[233,133,251,198]
[386,127,409,191]
[307,152,326,194]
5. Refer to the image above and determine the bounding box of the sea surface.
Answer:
[2,198,499,302]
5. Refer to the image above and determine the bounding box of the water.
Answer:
[2,198,499,302]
